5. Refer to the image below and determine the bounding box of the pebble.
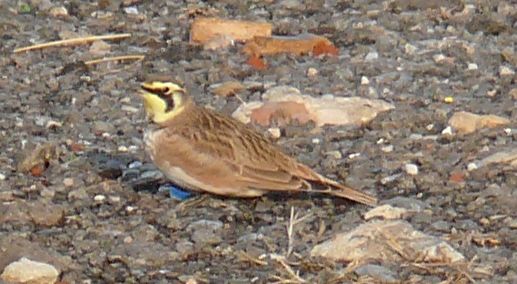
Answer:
[467,162,478,171]
[94,194,106,202]
[0,257,59,284]
[311,138,320,144]
[467,63,478,70]
[441,126,453,136]
[365,51,379,61]
[267,127,281,139]
[128,161,143,169]
[48,6,68,17]
[361,76,370,85]
[404,163,419,175]
[118,145,128,152]
[124,6,139,14]
[307,67,318,77]
[63,177,74,187]
[499,66,514,76]
[381,145,393,153]
[0,173,5,180]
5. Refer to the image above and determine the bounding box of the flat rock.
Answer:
[448,111,510,134]
[311,220,464,263]
[232,86,394,127]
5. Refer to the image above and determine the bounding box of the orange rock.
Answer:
[30,165,44,177]
[449,171,465,183]
[242,33,339,57]
[250,101,314,126]
[190,17,272,46]
[449,111,510,134]
[246,55,267,70]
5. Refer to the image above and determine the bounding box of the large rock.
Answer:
[1,257,59,284]
[311,220,464,264]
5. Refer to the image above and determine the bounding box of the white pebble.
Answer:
[109,196,121,203]
[118,145,128,152]
[63,178,74,187]
[441,126,453,136]
[467,63,478,70]
[307,67,318,77]
[360,76,370,85]
[365,51,378,61]
[500,66,515,76]
[126,206,136,213]
[312,138,320,144]
[426,124,434,131]
[504,128,512,135]
[124,6,138,14]
[381,145,393,153]
[94,194,106,202]
[405,163,419,175]
[467,162,478,171]
[0,173,5,180]
[433,54,446,63]
[267,127,281,139]
[348,153,361,159]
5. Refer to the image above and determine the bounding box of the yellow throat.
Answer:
[139,81,187,124]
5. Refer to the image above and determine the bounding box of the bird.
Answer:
[138,80,378,206]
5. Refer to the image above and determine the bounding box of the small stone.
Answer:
[63,177,74,187]
[365,51,378,61]
[381,145,393,153]
[348,153,361,159]
[467,162,478,171]
[467,63,478,70]
[441,126,453,136]
[404,43,417,55]
[443,96,454,103]
[267,127,281,139]
[307,67,318,77]
[364,204,408,220]
[405,163,419,175]
[94,194,106,202]
[118,145,128,152]
[0,173,5,180]
[504,128,512,135]
[124,6,139,14]
[312,138,320,144]
[1,257,59,284]
[124,236,133,243]
[361,76,370,85]
[499,66,515,76]
[433,54,446,63]
[48,6,68,17]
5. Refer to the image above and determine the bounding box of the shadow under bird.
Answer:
[138,81,378,206]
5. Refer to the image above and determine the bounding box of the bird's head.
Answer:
[139,81,189,124]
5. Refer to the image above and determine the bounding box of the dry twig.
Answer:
[13,33,131,53]
[83,55,145,66]
[270,254,306,284]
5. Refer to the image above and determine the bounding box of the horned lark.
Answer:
[139,81,377,206]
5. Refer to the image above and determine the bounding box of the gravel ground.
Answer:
[0,0,516,283]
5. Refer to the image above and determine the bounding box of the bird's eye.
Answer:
[164,87,170,94]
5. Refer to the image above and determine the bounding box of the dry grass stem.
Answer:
[271,254,306,284]
[13,33,131,53]
[84,55,145,66]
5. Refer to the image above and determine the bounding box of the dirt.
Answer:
[0,0,516,283]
